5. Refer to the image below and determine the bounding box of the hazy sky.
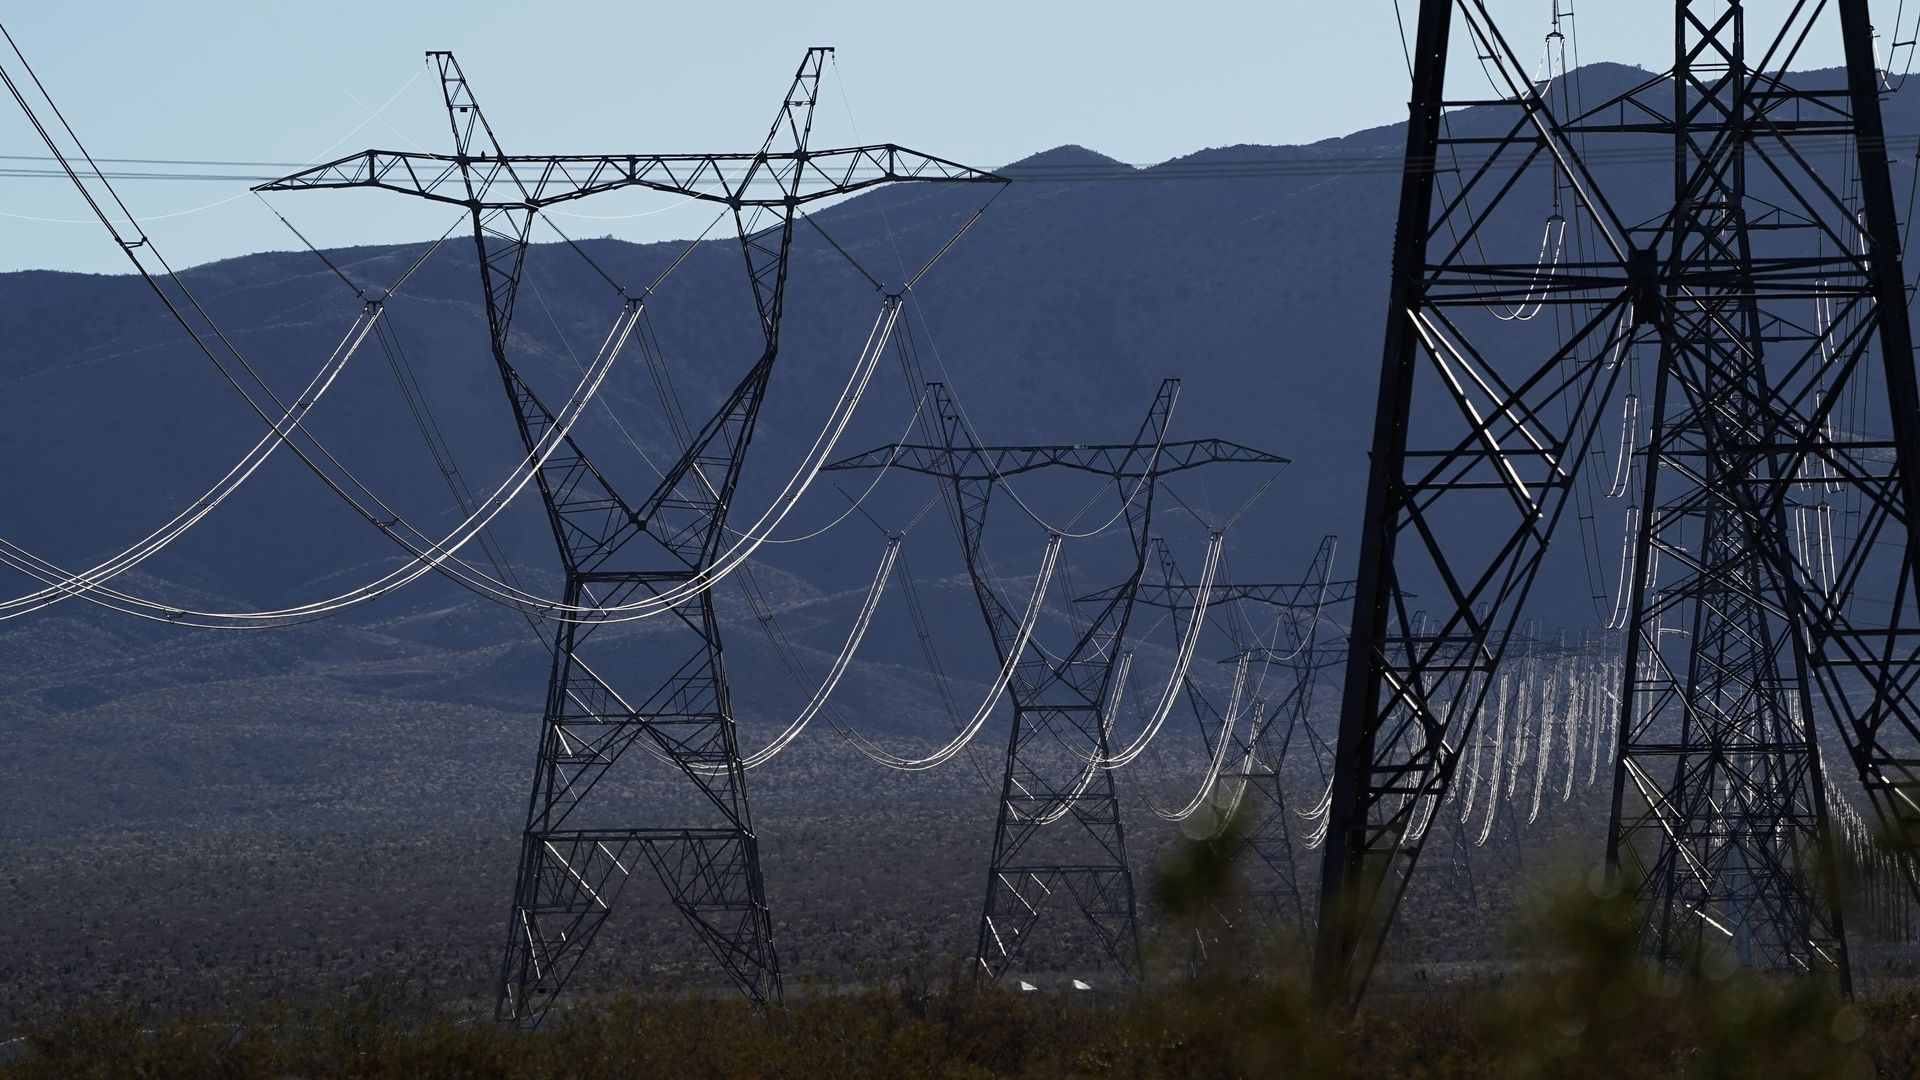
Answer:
[0,2,1888,272]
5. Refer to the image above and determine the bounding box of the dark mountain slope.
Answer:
[0,62,1912,837]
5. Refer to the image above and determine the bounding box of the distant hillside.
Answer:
[0,61,1911,837]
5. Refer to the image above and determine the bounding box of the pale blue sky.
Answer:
[0,2,1883,272]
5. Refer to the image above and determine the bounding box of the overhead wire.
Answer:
[831,534,1062,771]
[64,291,898,627]
[1145,653,1257,823]
[0,293,638,627]
[0,134,1891,189]
[1504,638,1534,802]
[818,311,1001,787]
[1132,525,1334,829]
[0,306,378,618]
[683,390,954,771]
[0,216,461,624]
[1097,532,1224,769]
[426,179,1015,619]
[661,60,1017,774]
[0,64,427,226]
[0,28,651,628]
[6,27,985,632]
[5,28,1394,838]
[899,556,1003,791]
[1473,673,1511,847]
[935,379,1177,541]
[688,536,902,772]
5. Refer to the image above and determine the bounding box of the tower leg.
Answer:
[976,709,1142,981]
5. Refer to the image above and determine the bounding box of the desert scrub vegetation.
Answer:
[1,874,1910,1079]
[0,965,1904,1079]
[4,814,1912,1076]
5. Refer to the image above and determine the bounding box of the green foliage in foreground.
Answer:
[1,952,1913,1078]
[5,850,1915,1077]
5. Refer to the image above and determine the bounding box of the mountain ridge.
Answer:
[2,61,1913,837]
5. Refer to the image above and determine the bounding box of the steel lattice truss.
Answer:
[1314,0,1920,1007]
[261,146,991,212]
[827,381,1286,980]
[260,49,1003,1026]
[1606,4,1850,987]
[1114,535,1354,930]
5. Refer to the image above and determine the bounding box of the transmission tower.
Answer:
[1314,0,1920,1008]
[260,49,1003,1024]
[1606,3,1849,986]
[826,380,1286,981]
[1092,534,1354,929]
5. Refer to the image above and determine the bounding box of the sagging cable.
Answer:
[1607,393,1639,498]
[0,303,380,620]
[0,299,639,628]
[690,535,901,772]
[1148,653,1254,822]
[834,533,1061,771]
[1099,532,1224,769]
[1607,506,1640,630]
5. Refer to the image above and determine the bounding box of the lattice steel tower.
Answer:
[261,49,1002,1024]
[1314,0,1920,1008]
[828,380,1286,980]
[1606,2,1848,986]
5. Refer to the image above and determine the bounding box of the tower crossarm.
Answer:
[1082,578,1358,609]
[822,438,1287,480]
[253,144,1005,211]
[251,45,1006,1023]
[256,49,1005,577]
[1233,642,1352,666]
